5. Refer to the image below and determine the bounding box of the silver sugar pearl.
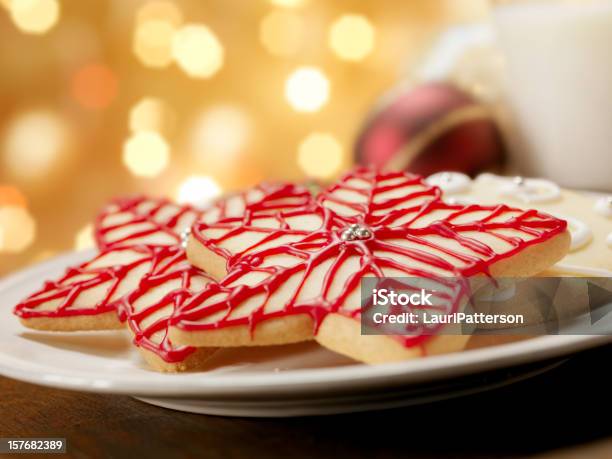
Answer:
[341,229,354,241]
[340,224,372,241]
[355,228,371,239]
[180,227,192,249]
[513,176,525,186]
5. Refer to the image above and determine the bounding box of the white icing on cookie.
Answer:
[426,172,472,194]
[551,263,612,277]
[559,215,593,252]
[499,176,561,204]
[607,232,612,249]
[447,196,476,205]
[594,196,612,218]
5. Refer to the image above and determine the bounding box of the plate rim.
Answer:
[1,250,610,397]
[133,360,566,417]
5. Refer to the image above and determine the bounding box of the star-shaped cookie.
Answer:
[14,184,312,370]
[173,168,570,363]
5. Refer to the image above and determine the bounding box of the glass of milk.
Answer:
[493,0,612,191]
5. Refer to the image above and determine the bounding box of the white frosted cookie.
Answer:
[95,196,201,249]
[428,172,612,275]
[15,185,314,371]
[17,186,309,330]
[199,183,312,224]
[175,168,569,364]
[14,246,160,331]
[95,186,311,250]
[15,197,203,334]
[114,184,312,371]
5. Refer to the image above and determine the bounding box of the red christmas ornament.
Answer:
[356,82,505,176]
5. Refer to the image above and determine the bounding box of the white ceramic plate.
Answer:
[1,251,610,416]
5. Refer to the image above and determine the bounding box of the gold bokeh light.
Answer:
[133,19,177,68]
[297,132,343,179]
[74,223,95,250]
[260,10,303,57]
[136,1,182,28]
[129,97,175,136]
[0,206,36,253]
[191,105,251,167]
[176,176,222,208]
[133,1,183,68]
[122,131,170,178]
[285,67,330,113]
[172,24,224,79]
[8,0,59,35]
[269,0,306,7]
[329,14,375,62]
[3,110,69,180]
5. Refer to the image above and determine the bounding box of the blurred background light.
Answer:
[259,10,304,57]
[172,24,224,79]
[71,64,119,110]
[133,19,177,68]
[122,131,170,177]
[0,206,36,253]
[129,97,175,136]
[3,110,69,180]
[190,105,251,167]
[285,67,330,113]
[0,185,27,208]
[8,0,59,35]
[297,132,343,178]
[269,0,306,8]
[176,176,222,208]
[329,14,375,62]
[74,223,95,250]
[136,1,182,27]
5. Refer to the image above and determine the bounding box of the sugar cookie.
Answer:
[176,168,569,363]
[438,172,612,274]
[14,246,160,331]
[95,196,200,250]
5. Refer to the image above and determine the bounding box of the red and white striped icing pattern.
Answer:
[15,184,313,364]
[179,168,567,348]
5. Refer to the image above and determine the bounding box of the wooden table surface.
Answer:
[2,343,612,459]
